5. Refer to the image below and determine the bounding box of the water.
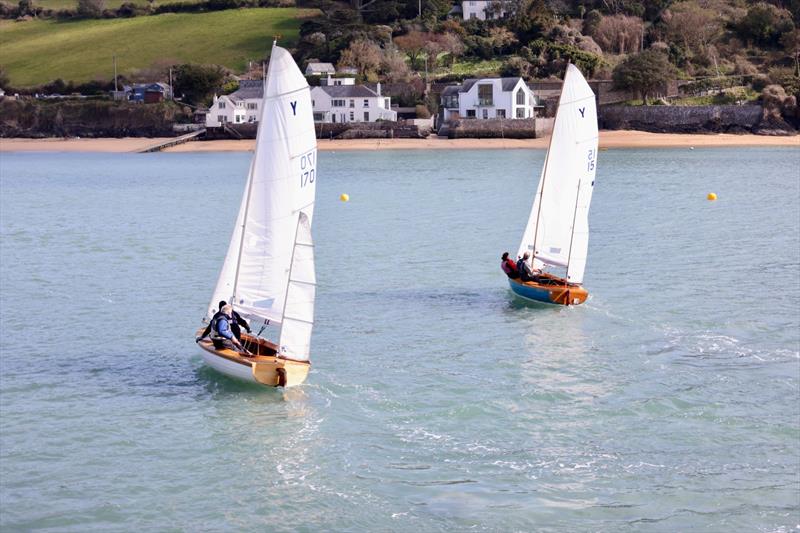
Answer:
[1,147,798,531]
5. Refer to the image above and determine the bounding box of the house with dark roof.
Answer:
[122,82,172,103]
[205,80,264,127]
[462,0,506,20]
[310,82,397,123]
[440,77,536,121]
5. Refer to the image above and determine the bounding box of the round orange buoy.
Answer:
[707,192,717,201]
[340,193,349,202]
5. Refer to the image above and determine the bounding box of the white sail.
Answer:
[517,64,598,284]
[279,212,315,361]
[206,44,317,344]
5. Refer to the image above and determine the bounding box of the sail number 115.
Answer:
[300,150,316,188]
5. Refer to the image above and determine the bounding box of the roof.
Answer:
[306,62,335,73]
[230,79,264,100]
[461,77,524,93]
[441,85,460,97]
[317,85,380,98]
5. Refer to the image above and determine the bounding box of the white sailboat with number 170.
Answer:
[507,64,598,306]
[195,44,317,387]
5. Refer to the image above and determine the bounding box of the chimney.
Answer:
[327,73,332,86]
[377,82,381,96]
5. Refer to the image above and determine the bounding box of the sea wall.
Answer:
[206,121,431,140]
[447,118,537,139]
[599,104,772,134]
[0,99,187,137]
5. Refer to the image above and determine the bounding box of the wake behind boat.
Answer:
[195,43,317,387]
[505,64,598,306]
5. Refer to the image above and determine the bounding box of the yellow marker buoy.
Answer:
[339,193,349,202]
[707,192,717,201]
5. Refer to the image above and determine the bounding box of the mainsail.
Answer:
[206,45,317,361]
[517,64,598,284]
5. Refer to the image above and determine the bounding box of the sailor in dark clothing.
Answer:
[197,300,251,342]
[516,252,539,282]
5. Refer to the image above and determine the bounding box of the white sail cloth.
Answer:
[517,64,598,284]
[206,45,317,361]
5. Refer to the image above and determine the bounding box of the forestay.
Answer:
[517,64,598,284]
[206,45,317,345]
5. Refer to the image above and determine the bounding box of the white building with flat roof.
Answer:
[462,0,506,20]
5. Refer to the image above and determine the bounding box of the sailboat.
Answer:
[196,44,317,387]
[508,64,598,306]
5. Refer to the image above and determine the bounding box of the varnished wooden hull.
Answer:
[508,275,588,306]
[195,328,310,387]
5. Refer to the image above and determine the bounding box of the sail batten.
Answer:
[206,45,317,359]
[517,64,598,284]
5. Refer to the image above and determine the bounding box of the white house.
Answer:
[310,82,397,123]
[440,77,536,121]
[206,80,263,127]
[462,0,506,20]
[305,62,336,76]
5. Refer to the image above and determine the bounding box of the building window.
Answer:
[247,103,257,110]
[469,12,477,18]
[467,109,476,118]
[516,108,525,118]
[478,84,492,106]
[313,112,325,121]
[516,88,525,105]
[218,102,226,109]
[364,111,369,121]
[497,109,506,118]
[482,108,488,119]
[384,98,390,108]
[349,111,354,121]
[363,99,369,107]
[218,115,226,123]
[349,99,355,108]
[332,99,345,107]
[312,100,315,107]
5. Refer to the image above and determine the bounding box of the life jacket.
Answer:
[209,312,230,340]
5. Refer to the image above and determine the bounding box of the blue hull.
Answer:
[508,278,555,304]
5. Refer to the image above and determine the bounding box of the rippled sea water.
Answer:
[1,147,798,532]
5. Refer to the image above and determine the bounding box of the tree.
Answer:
[613,48,676,104]
[338,39,382,78]
[77,0,104,17]
[662,3,721,57]
[395,31,430,70]
[172,63,226,105]
[438,32,465,67]
[734,3,795,48]
[591,14,643,54]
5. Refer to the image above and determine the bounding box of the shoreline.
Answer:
[0,130,797,153]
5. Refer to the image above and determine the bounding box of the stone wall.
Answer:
[447,118,537,139]
[0,98,187,137]
[599,104,767,133]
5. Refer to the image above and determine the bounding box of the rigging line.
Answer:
[262,85,310,102]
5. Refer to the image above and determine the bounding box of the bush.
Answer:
[415,104,431,119]
[77,0,104,17]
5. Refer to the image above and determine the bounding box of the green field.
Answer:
[0,8,315,87]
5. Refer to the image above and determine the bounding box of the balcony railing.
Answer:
[477,98,494,106]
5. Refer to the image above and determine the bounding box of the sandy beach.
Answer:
[0,130,797,153]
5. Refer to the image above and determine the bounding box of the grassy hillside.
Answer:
[0,8,316,87]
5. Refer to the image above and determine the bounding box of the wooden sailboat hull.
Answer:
[508,276,588,306]
[195,328,310,387]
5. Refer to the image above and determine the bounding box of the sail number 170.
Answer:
[300,150,316,188]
